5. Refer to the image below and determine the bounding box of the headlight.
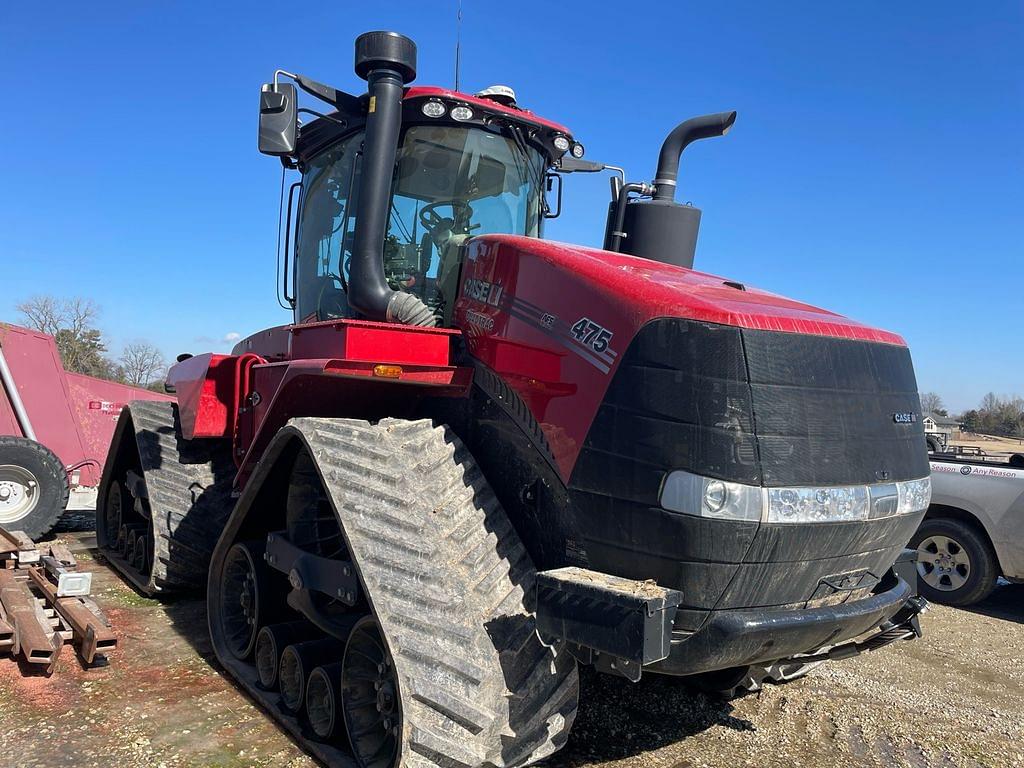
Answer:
[897,478,932,515]
[552,135,571,152]
[660,470,762,522]
[660,471,931,524]
[767,486,869,523]
[450,105,474,121]
[421,100,446,118]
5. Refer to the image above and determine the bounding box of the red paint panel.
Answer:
[288,319,456,367]
[1,323,86,470]
[167,353,236,440]
[471,235,905,345]
[63,373,173,485]
[235,360,472,488]
[0,323,171,487]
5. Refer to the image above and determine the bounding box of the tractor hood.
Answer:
[468,235,904,346]
[456,234,921,487]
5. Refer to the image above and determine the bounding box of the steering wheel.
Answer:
[419,200,473,235]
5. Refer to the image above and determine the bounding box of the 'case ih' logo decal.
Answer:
[893,412,917,424]
[463,279,504,307]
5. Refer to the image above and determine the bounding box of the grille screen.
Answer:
[570,319,927,497]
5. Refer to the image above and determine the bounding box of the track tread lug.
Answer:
[285,416,579,768]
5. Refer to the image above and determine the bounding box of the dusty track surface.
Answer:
[1,519,1021,768]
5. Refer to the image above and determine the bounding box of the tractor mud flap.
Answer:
[97,400,235,595]
[208,417,579,768]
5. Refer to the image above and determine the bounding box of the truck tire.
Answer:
[909,517,999,606]
[208,417,579,768]
[0,436,69,540]
[925,435,942,453]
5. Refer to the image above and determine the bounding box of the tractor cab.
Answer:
[295,102,561,326]
[260,42,577,327]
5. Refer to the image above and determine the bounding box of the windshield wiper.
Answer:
[498,121,547,200]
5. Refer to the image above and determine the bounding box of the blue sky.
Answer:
[1,2,1020,413]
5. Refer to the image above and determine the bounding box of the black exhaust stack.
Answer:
[606,111,736,270]
[348,31,437,327]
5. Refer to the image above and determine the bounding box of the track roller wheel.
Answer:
[135,533,151,572]
[306,662,343,741]
[120,523,143,558]
[219,541,269,660]
[103,480,125,548]
[342,616,400,768]
[279,637,345,714]
[256,621,323,690]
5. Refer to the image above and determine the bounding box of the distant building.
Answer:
[923,412,962,439]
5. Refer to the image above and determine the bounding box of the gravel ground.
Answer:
[1,521,1021,768]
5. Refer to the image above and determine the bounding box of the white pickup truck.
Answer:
[910,455,1024,605]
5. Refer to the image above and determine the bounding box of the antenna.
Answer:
[455,0,463,91]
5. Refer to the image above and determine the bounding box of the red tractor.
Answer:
[98,31,930,768]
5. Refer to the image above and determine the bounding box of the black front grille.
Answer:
[570,318,927,497]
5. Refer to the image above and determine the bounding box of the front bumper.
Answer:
[649,563,916,676]
[535,551,924,681]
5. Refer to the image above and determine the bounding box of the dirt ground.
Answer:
[1,518,1022,768]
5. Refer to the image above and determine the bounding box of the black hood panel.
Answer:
[571,318,927,495]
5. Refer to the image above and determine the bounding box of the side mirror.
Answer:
[259,82,298,156]
[556,157,605,173]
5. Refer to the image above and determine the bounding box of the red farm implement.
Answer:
[0,323,172,539]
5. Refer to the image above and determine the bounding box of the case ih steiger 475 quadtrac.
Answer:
[98,31,931,768]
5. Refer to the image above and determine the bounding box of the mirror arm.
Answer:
[279,70,363,117]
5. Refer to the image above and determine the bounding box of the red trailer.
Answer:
[0,323,172,538]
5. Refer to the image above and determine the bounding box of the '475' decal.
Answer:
[571,317,614,354]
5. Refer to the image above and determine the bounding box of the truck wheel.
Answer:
[0,436,69,540]
[925,435,942,453]
[910,517,999,606]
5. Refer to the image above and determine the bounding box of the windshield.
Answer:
[294,124,546,325]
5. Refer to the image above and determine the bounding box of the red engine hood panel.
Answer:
[477,235,904,345]
[456,235,908,483]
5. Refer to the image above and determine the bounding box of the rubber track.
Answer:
[295,417,579,768]
[99,401,235,595]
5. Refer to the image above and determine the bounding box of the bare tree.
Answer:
[119,341,166,387]
[919,392,945,414]
[17,295,116,378]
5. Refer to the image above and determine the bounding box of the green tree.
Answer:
[17,295,120,380]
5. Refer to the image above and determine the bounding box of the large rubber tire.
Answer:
[0,436,69,539]
[909,517,999,606]
[925,435,943,453]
